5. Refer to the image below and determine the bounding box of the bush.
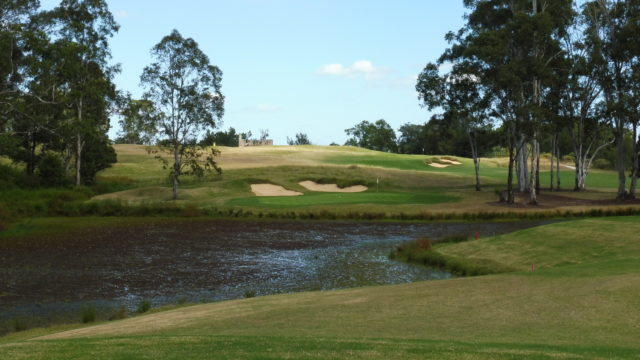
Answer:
[81,305,97,323]
[109,306,127,320]
[11,318,27,332]
[137,300,152,313]
[36,153,69,187]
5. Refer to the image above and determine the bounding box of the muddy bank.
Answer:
[0,219,550,323]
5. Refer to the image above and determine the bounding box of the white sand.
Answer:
[299,181,368,193]
[439,159,462,165]
[250,184,303,197]
[428,163,450,168]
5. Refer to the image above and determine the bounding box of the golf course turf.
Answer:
[1,145,639,359]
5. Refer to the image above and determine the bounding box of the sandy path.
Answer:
[251,184,303,197]
[299,181,368,193]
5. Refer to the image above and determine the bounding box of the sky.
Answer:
[40,0,467,145]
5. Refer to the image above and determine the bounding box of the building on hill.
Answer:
[238,135,273,147]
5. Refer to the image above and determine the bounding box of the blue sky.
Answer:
[40,0,467,145]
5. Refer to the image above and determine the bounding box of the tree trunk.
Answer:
[556,141,561,190]
[516,134,528,192]
[529,136,538,205]
[75,98,84,187]
[468,130,481,191]
[76,133,83,186]
[536,140,540,195]
[550,135,555,191]
[630,121,638,198]
[615,121,626,200]
[172,145,180,200]
[507,129,516,204]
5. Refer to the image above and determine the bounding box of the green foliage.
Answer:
[80,306,96,324]
[287,132,311,145]
[36,153,68,187]
[115,97,159,145]
[137,300,152,313]
[108,306,127,321]
[141,29,224,200]
[345,119,397,152]
[199,127,238,147]
[10,318,26,333]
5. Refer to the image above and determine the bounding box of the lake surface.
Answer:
[0,219,550,324]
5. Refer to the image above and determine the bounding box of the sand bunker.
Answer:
[299,181,368,193]
[251,184,303,197]
[439,158,462,165]
[428,163,450,168]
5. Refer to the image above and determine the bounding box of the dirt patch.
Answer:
[251,184,302,197]
[489,191,640,209]
[298,181,367,193]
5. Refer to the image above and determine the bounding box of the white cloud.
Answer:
[316,60,388,80]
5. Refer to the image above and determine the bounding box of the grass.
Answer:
[1,216,639,359]
[81,144,632,218]
[227,191,459,208]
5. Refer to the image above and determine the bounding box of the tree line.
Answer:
[422,0,640,203]
[1,0,224,200]
[346,1,640,203]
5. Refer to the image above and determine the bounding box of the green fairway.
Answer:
[82,144,629,217]
[2,216,639,359]
[227,191,459,208]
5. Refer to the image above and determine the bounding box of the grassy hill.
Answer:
[2,216,639,359]
[90,144,626,217]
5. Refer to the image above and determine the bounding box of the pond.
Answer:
[0,219,549,326]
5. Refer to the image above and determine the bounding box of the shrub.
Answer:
[244,290,256,298]
[11,318,26,332]
[81,305,97,323]
[137,300,152,313]
[109,306,127,320]
[439,234,469,244]
[36,153,69,187]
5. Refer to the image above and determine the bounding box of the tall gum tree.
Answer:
[584,0,639,199]
[141,29,224,201]
[43,0,119,186]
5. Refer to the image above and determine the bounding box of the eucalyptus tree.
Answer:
[115,96,159,145]
[42,0,119,186]
[416,61,491,191]
[557,14,613,192]
[437,0,572,204]
[141,29,224,200]
[344,119,397,152]
[583,0,639,199]
[0,0,40,140]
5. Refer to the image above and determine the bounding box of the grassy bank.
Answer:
[1,216,639,359]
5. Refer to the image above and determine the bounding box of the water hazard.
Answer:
[0,219,549,323]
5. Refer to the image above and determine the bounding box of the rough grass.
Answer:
[2,216,639,359]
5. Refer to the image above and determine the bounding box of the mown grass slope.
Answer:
[2,216,639,359]
[90,144,626,216]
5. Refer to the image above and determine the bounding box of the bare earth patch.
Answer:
[298,181,368,193]
[251,184,303,197]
